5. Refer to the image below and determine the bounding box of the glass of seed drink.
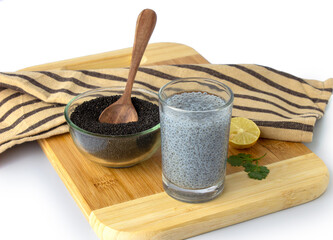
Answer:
[158,78,233,203]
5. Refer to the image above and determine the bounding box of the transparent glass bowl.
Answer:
[64,87,161,168]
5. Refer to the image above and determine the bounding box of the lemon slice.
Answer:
[229,117,260,149]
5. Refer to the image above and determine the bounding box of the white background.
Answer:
[0,0,332,239]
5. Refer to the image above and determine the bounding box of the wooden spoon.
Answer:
[99,9,157,124]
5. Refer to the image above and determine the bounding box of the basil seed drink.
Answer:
[161,92,230,188]
[159,78,233,203]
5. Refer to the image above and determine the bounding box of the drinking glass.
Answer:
[158,78,233,203]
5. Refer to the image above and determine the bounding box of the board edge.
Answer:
[88,152,329,240]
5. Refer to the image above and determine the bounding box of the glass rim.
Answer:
[158,77,234,113]
[64,87,160,138]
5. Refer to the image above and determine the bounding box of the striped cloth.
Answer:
[0,64,332,154]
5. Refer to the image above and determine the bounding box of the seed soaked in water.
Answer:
[229,117,260,149]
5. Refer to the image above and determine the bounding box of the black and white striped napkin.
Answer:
[0,64,332,154]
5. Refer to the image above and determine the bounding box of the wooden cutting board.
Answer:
[24,42,329,240]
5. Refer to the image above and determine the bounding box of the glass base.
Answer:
[162,174,224,203]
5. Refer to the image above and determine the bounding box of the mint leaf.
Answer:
[227,153,253,166]
[227,155,246,166]
[243,163,256,172]
[227,153,269,180]
[248,166,269,180]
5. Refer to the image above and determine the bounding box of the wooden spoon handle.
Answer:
[123,9,157,100]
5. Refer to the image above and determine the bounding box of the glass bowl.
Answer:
[64,87,161,168]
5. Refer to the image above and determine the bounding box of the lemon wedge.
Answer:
[229,117,260,149]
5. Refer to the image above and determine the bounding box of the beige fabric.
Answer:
[0,64,332,154]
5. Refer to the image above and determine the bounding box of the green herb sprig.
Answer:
[227,153,269,180]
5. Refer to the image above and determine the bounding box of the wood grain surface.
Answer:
[24,42,328,240]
